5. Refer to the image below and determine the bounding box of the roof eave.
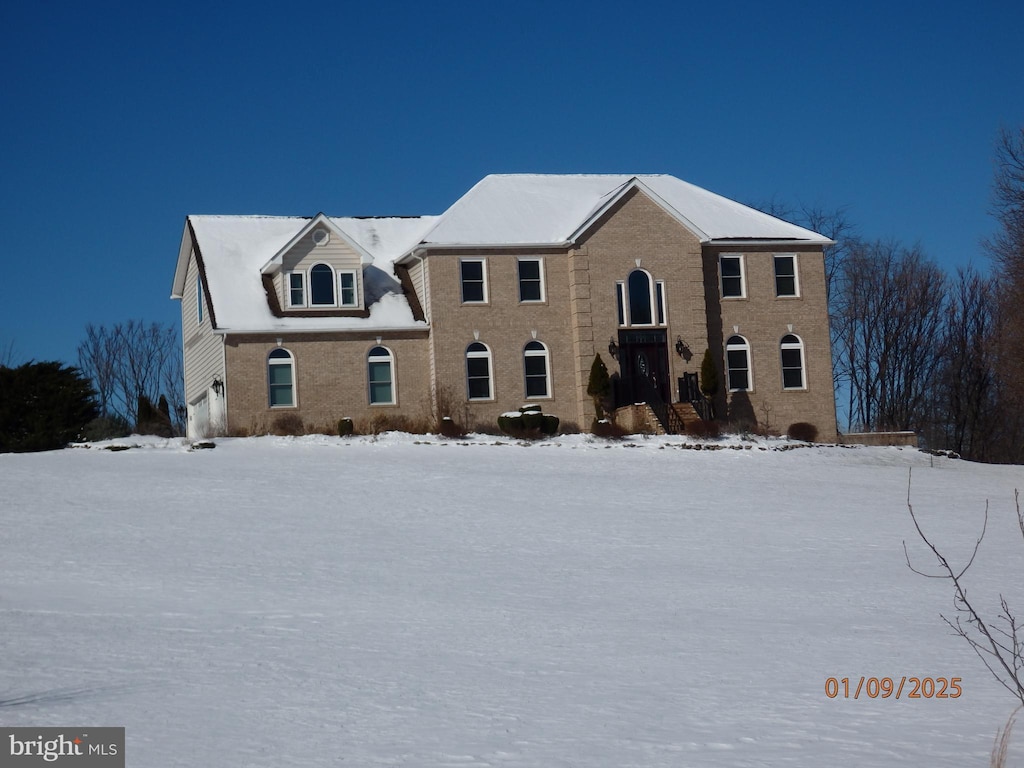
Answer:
[259,213,375,274]
[705,237,835,247]
[170,217,195,299]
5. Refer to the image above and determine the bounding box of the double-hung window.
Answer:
[287,272,306,307]
[460,259,487,303]
[720,255,745,298]
[774,255,798,297]
[339,271,357,307]
[518,259,544,302]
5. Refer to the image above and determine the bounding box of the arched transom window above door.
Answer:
[616,269,666,327]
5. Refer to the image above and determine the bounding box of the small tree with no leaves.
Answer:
[904,470,1024,708]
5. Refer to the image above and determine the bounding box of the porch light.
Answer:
[675,336,692,361]
[608,338,619,360]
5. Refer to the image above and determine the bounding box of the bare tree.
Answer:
[0,338,16,367]
[76,321,183,431]
[834,240,947,432]
[984,126,1024,464]
[931,267,998,459]
[904,472,1024,707]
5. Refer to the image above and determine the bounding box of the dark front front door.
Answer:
[616,330,669,406]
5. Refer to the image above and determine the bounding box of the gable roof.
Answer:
[409,174,830,250]
[172,215,438,333]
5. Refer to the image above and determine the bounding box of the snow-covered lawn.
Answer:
[1,434,1021,766]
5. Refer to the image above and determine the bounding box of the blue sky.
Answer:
[2,0,1021,366]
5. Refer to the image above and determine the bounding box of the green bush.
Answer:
[498,406,560,439]
[587,354,611,419]
[337,417,354,436]
[0,362,98,452]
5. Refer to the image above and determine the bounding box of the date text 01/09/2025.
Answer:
[825,677,962,699]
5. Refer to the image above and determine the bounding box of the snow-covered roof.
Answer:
[172,174,829,334]
[173,215,438,333]
[413,174,830,248]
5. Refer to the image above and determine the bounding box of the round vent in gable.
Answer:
[312,228,329,246]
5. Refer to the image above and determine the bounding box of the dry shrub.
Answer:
[991,707,1020,768]
[591,419,629,439]
[787,422,819,442]
[363,412,430,435]
[270,412,305,436]
[686,420,721,439]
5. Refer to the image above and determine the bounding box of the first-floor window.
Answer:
[466,342,493,400]
[268,348,295,407]
[523,340,550,398]
[368,346,395,404]
[726,335,751,391]
[780,334,805,389]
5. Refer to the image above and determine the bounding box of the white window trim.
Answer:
[286,270,307,308]
[780,334,807,390]
[725,335,753,393]
[466,342,494,401]
[367,345,396,405]
[720,254,746,299]
[774,254,800,298]
[517,258,546,303]
[268,348,297,408]
[338,270,359,308]
[309,262,337,307]
[523,340,552,399]
[622,269,663,327]
[460,258,489,304]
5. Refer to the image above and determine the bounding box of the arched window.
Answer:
[523,340,550,398]
[466,342,493,400]
[367,346,395,405]
[780,334,805,389]
[725,335,751,392]
[268,348,295,407]
[627,270,653,325]
[309,263,335,306]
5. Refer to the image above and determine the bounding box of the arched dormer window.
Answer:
[309,263,335,306]
[725,335,751,392]
[268,348,295,407]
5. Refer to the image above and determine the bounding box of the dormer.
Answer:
[260,213,373,317]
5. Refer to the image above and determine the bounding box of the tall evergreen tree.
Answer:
[0,362,98,452]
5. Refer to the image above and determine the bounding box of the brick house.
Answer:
[171,174,837,439]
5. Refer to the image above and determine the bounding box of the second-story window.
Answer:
[310,263,335,306]
[518,258,544,302]
[720,254,745,298]
[287,272,305,307]
[460,259,487,303]
[774,255,798,297]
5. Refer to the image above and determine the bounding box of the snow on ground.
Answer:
[1,434,1022,767]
